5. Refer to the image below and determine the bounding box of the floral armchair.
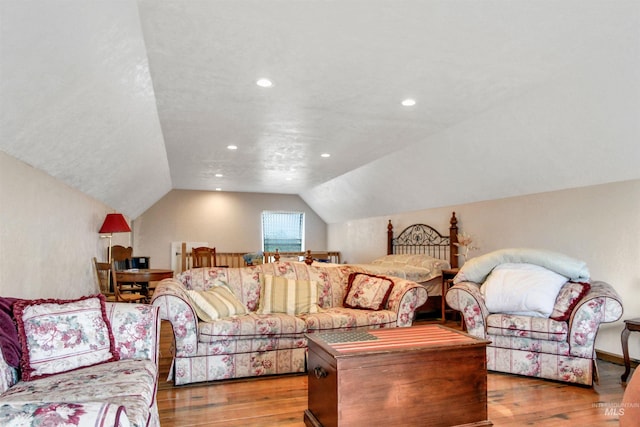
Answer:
[445,249,623,386]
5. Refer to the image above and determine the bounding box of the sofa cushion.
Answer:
[486,313,569,342]
[257,275,320,315]
[186,286,247,321]
[12,294,118,381]
[302,307,397,332]
[0,358,156,427]
[0,401,129,427]
[343,273,394,311]
[197,313,307,342]
[481,263,568,317]
[550,281,591,321]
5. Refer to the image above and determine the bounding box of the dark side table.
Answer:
[621,318,640,382]
[441,268,459,324]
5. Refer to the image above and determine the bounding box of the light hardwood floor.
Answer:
[156,320,629,426]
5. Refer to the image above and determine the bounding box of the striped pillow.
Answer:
[186,287,247,322]
[257,275,320,315]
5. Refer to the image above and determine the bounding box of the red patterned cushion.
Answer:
[13,294,118,381]
[343,273,394,311]
[550,281,591,321]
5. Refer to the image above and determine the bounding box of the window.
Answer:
[262,211,305,252]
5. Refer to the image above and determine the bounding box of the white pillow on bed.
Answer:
[480,263,568,317]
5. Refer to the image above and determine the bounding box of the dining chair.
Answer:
[110,262,146,303]
[110,245,143,293]
[93,257,116,302]
[192,246,217,268]
[111,245,133,270]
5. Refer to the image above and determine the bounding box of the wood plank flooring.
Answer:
[156,320,629,426]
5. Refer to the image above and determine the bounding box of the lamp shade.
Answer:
[99,213,131,234]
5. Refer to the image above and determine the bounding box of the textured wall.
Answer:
[133,190,328,269]
[0,151,130,299]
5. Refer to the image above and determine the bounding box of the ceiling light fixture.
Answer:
[227,145,238,150]
[256,78,273,88]
[215,188,222,191]
[215,173,223,178]
[321,153,331,158]
[401,98,416,107]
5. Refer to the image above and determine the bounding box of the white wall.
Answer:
[329,179,640,360]
[133,189,328,269]
[0,151,130,299]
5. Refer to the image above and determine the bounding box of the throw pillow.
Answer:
[343,272,394,311]
[186,286,247,322]
[13,294,118,381]
[550,281,591,321]
[480,263,568,317]
[257,275,320,315]
[0,296,21,368]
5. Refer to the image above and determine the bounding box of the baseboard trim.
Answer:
[597,349,639,367]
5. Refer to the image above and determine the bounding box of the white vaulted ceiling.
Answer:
[1,1,639,222]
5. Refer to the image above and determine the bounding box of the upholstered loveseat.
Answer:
[446,249,623,386]
[0,296,160,427]
[151,261,427,385]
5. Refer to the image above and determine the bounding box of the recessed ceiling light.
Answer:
[215,188,222,191]
[215,173,223,178]
[256,78,273,88]
[227,145,238,150]
[401,99,416,107]
[321,153,331,158]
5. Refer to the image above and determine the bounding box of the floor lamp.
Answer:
[99,213,132,263]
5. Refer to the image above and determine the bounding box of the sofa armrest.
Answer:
[105,303,160,364]
[0,402,131,427]
[446,282,490,339]
[568,280,623,358]
[151,279,199,357]
[385,278,428,327]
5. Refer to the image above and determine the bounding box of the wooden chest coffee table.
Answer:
[304,325,491,427]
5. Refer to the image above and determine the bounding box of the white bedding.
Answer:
[348,254,450,295]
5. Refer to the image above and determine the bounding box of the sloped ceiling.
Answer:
[1,1,639,223]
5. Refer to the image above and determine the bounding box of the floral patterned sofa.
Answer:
[446,249,623,386]
[151,261,427,385]
[0,296,160,427]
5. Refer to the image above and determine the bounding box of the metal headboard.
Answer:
[386,212,459,268]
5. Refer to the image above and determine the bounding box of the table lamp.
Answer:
[99,213,131,262]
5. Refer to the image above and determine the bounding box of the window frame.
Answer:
[261,211,306,253]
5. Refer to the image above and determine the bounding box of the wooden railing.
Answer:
[178,243,340,272]
[263,250,341,265]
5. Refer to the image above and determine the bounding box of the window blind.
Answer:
[262,211,305,252]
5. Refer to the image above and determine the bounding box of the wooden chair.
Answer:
[110,245,143,293]
[111,262,146,303]
[192,246,217,268]
[93,257,116,302]
[111,245,133,270]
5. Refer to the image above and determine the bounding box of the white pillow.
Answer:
[480,263,568,317]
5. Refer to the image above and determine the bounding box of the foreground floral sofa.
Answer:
[446,248,623,386]
[0,296,160,427]
[152,261,427,385]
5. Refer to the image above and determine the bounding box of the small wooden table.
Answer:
[621,318,640,382]
[304,325,491,427]
[441,268,459,324]
[116,269,174,301]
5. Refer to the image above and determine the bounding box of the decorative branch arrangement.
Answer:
[454,232,478,262]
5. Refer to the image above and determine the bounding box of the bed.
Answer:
[349,211,460,318]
